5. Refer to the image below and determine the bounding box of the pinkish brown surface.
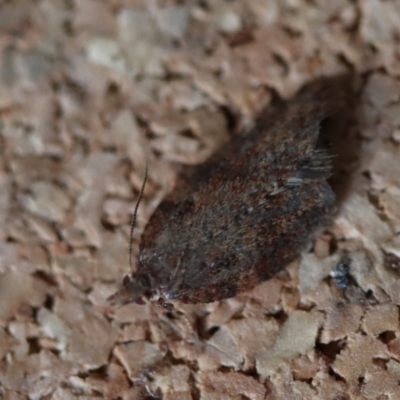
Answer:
[0,1,400,399]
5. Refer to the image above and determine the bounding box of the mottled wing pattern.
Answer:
[138,80,342,303]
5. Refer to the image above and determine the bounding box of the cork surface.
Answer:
[0,1,400,399]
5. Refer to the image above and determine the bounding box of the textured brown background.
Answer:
[0,1,400,399]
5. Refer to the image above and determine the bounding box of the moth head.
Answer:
[107,273,153,307]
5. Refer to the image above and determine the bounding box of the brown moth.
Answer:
[109,79,343,307]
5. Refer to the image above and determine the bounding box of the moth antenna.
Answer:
[129,163,148,273]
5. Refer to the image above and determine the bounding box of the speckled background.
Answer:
[0,1,400,399]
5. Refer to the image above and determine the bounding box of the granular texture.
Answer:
[1,1,400,398]
[110,80,343,306]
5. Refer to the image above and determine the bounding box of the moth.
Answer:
[109,80,342,307]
